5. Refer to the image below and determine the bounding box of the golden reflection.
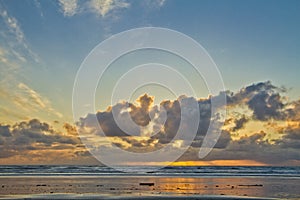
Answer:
[142,177,267,197]
[124,160,266,166]
[171,160,266,166]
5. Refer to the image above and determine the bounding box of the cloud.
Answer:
[79,94,157,138]
[248,92,284,121]
[0,46,8,64]
[275,123,300,149]
[0,5,40,63]
[177,130,300,165]
[0,6,60,122]
[0,81,63,123]
[227,81,286,121]
[89,0,130,17]
[63,122,79,136]
[57,0,130,17]
[0,9,25,44]
[284,99,300,121]
[2,81,300,165]
[0,5,45,125]
[18,83,47,109]
[0,119,95,164]
[156,0,166,7]
[0,124,11,137]
[16,83,63,118]
[130,94,154,126]
[33,0,44,18]
[232,115,248,131]
[143,0,167,9]
[58,0,78,17]
[76,81,300,165]
[78,93,222,154]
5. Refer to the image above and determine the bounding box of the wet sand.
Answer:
[0,176,299,199]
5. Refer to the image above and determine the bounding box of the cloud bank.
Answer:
[1,81,300,165]
[76,81,300,165]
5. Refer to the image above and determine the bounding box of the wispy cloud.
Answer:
[16,83,63,118]
[17,83,47,109]
[58,0,78,17]
[145,0,167,9]
[57,0,130,18]
[0,6,40,64]
[0,46,8,64]
[0,10,25,44]
[157,0,166,7]
[0,5,57,123]
[0,81,63,123]
[33,0,44,18]
[89,0,130,17]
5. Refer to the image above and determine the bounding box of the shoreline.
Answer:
[0,194,278,200]
[0,176,299,199]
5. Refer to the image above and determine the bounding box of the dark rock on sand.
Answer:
[238,184,263,187]
[139,183,155,186]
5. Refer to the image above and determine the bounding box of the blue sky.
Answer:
[1,0,300,124]
[1,0,300,165]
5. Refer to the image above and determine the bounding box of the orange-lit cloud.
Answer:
[1,81,300,165]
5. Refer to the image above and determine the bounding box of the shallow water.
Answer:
[0,166,299,177]
[0,166,299,199]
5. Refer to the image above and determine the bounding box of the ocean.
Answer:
[0,165,299,178]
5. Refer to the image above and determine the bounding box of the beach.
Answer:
[0,176,299,199]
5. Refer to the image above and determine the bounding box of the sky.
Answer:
[0,0,300,165]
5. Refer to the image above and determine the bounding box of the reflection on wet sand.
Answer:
[0,176,299,199]
[150,177,265,197]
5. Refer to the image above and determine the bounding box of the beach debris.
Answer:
[139,182,155,186]
[36,184,47,187]
[238,184,263,187]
